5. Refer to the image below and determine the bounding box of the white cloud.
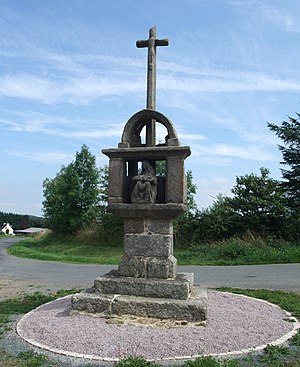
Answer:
[68,128,122,139]
[1,49,300,106]
[160,72,300,94]
[0,116,123,140]
[0,73,144,104]
[7,150,73,164]
[179,133,207,141]
[191,155,234,167]
[230,0,300,33]
[260,4,297,32]
[0,75,57,104]
[197,111,279,146]
[191,143,275,162]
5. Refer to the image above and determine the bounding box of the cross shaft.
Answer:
[136,26,169,146]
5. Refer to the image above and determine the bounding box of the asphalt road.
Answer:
[1,237,299,293]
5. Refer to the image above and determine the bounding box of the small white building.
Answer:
[14,227,47,235]
[0,223,14,236]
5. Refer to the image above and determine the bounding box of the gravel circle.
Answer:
[17,291,299,362]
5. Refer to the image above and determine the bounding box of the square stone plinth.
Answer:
[124,233,173,257]
[94,271,193,300]
[118,255,177,279]
[71,286,207,322]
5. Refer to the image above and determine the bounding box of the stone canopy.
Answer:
[102,108,191,215]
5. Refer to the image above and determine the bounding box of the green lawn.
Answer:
[0,289,299,367]
[7,233,300,266]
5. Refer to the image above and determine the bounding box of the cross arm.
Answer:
[136,39,169,48]
[156,39,169,47]
[136,40,148,48]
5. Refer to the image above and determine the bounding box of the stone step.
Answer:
[94,271,194,300]
[71,286,207,322]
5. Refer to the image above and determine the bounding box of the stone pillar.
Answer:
[118,218,177,279]
[166,156,185,203]
[108,158,125,203]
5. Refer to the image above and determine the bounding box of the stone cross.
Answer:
[71,28,207,324]
[136,26,169,146]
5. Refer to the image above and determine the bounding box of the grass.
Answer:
[114,356,161,367]
[114,356,239,367]
[0,290,80,326]
[17,351,54,367]
[7,233,300,266]
[0,289,299,367]
[0,290,80,367]
[176,237,300,265]
[8,234,122,265]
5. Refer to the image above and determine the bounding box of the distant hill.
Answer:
[0,211,46,230]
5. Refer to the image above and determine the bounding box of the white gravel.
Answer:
[17,291,298,362]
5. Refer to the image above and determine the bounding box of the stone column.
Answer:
[118,218,177,279]
[166,155,185,203]
[108,158,125,203]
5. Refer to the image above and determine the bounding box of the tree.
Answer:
[185,170,197,213]
[193,194,235,242]
[99,165,109,205]
[73,145,100,224]
[268,113,300,213]
[227,167,287,236]
[173,170,198,246]
[43,145,100,233]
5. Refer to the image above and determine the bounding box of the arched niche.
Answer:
[119,109,179,148]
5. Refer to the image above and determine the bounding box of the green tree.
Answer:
[173,170,198,246]
[73,145,100,224]
[185,170,197,213]
[227,167,287,236]
[193,194,235,242]
[99,165,109,205]
[43,145,100,233]
[268,113,300,213]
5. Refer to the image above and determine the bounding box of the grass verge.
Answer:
[0,288,299,366]
[8,234,122,265]
[7,233,300,266]
[176,237,300,265]
[0,290,80,367]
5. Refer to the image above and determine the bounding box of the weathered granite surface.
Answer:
[94,271,193,300]
[108,203,187,219]
[124,233,173,257]
[118,254,177,279]
[124,218,173,234]
[71,286,207,322]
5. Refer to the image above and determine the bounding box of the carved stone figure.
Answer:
[131,161,157,203]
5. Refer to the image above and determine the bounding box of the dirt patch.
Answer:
[0,279,72,300]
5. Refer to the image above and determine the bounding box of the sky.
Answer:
[0,0,300,217]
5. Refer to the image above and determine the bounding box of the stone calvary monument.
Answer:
[72,27,207,322]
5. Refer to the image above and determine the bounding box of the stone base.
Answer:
[94,271,193,300]
[71,286,207,322]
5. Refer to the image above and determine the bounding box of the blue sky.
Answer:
[0,0,300,216]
